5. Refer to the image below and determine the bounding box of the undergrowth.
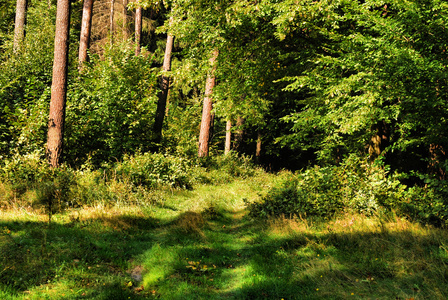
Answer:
[246,155,448,227]
[1,187,448,299]
[2,153,448,299]
[0,151,259,214]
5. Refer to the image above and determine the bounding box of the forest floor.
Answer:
[1,172,448,299]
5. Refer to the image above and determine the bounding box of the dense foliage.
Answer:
[1,0,448,225]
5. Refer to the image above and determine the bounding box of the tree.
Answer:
[134,3,142,55]
[78,0,94,68]
[274,0,448,170]
[13,0,27,53]
[110,0,115,44]
[255,130,262,162]
[122,0,128,40]
[153,16,174,144]
[233,116,244,152]
[198,50,218,157]
[224,119,231,155]
[46,0,71,167]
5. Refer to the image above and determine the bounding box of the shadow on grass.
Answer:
[0,214,159,298]
[1,210,448,299]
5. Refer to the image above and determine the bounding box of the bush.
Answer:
[112,152,193,190]
[0,151,76,214]
[64,43,158,166]
[383,172,448,226]
[194,152,259,184]
[246,155,407,219]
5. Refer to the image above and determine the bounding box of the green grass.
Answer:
[1,172,448,299]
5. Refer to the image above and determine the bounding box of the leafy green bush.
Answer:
[112,152,193,189]
[246,155,407,219]
[382,172,448,226]
[196,152,259,183]
[0,151,76,214]
[65,42,158,166]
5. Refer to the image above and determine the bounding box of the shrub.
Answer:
[0,151,76,214]
[194,152,259,184]
[246,155,407,219]
[112,152,193,189]
[384,172,448,226]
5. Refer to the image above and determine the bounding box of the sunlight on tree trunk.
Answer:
[153,16,174,144]
[234,116,244,152]
[368,121,389,161]
[256,131,262,162]
[198,50,218,157]
[135,4,142,55]
[78,0,94,70]
[122,0,128,40]
[46,0,71,168]
[13,0,27,53]
[225,119,232,155]
[110,0,115,44]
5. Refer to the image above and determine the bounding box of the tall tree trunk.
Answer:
[122,0,128,40]
[46,0,71,168]
[110,0,115,44]
[368,120,390,161]
[134,4,142,55]
[198,50,218,157]
[153,19,174,144]
[78,0,94,69]
[255,130,262,163]
[224,119,232,155]
[13,0,27,53]
[233,116,245,152]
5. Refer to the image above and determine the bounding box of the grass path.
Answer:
[2,174,448,299]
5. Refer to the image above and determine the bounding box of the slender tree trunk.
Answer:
[78,0,94,69]
[165,89,170,116]
[153,19,174,144]
[46,0,71,168]
[224,119,232,155]
[110,0,115,44]
[13,0,27,53]
[198,50,218,157]
[233,116,244,152]
[122,0,128,40]
[255,130,262,162]
[135,5,142,55]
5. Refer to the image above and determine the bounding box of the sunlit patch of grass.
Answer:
[256,213,448,299]
[2,170,448,299]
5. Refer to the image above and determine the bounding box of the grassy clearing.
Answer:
[1,172,448,299]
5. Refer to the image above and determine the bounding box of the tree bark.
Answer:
[153,20,174,144]
[368,120,389,161]
[135,5,142,55]
[224,119,232,155]
[46,0,71,168]
[198,50,218,157]
[233,116,244,152]
[13,0,27,53]
[78,0,94,69]
[110,0,115,44]
[255,130,262,162]
[122,0,128,40]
